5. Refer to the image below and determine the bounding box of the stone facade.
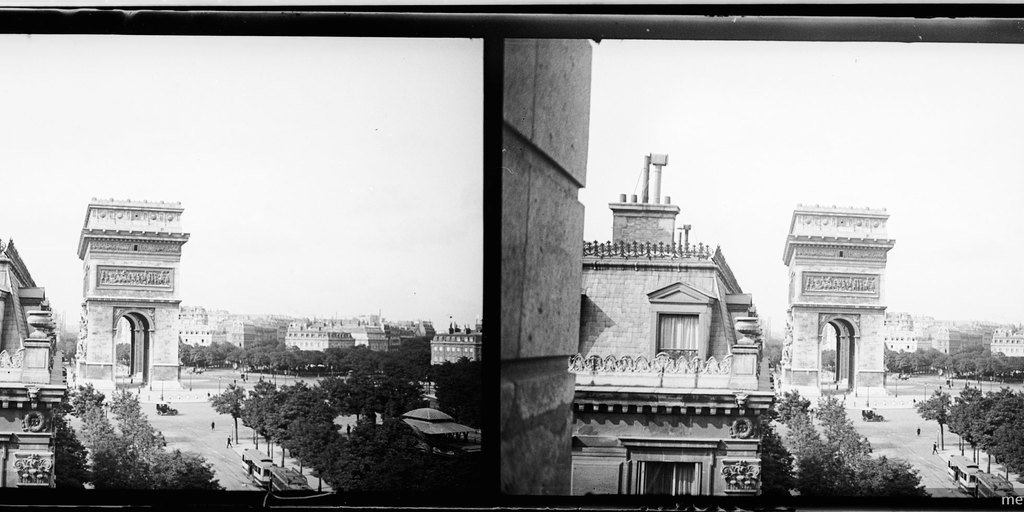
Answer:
[992,328,1024,357]
[781,205,895,395]
[501,38,591,495]
[77,199,188,389]
[569,156,773,496]
[0,239,68,488]
[431,330,482,364]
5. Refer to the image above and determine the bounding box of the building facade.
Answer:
[431,329,482,364]
[0,239,68,487]
[569,168,773,496]
[285,321,354,351]
[883,312,919,352]
[991,328,1024,357]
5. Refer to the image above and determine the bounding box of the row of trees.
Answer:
[209,355,481,490]
[56,385,221,489]
[916,386,1024,479]
[886,345,1024,381]
[179,337,433,378]
[767,391,928,496]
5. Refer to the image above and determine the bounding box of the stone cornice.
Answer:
[84,296,182,305]
[784,235,895,266]
[573,388,775,413]
[78,231,189,260]
[583,258,718,272]
[789,302,887,311]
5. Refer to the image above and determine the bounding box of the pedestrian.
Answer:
[917,428,921,436]
[346,424,351,435]
[933,442,938,454]
[227,436,232,448]
[211,421,215,430]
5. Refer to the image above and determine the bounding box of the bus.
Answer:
[267,465,312,492]
[976,472,1018,498]
[947,455,980,495]
[241,449,274,488]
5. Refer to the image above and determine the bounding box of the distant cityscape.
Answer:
[174,305,482,365]
[878,312,1023,357]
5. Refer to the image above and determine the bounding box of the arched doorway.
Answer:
[113,311,152,385]
[819,318,857,392]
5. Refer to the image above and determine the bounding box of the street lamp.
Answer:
[218,376,221,393]
[160,380,164,401]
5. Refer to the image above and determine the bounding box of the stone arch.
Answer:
[819,315,858,391]
[113,309,154,385]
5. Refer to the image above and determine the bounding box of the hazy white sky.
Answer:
[0,35,481,330]
[582,39,1024,335]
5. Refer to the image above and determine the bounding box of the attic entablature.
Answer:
[78,200,190,260]
[789,205,890,240]
[647,282,717,305]
[783,237,896,266]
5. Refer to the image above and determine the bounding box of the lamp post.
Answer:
[160,380,164,402]
[218,376,221,393]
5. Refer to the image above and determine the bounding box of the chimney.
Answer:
[649,153,668,204]
[641,154,651,203]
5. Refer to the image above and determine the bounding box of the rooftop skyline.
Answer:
[0,35,482,331]
[581,39,1024,335]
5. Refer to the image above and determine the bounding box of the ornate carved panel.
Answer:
[96,266,173,289]
[13,452,52,486]
[793,246,887,259]
[721,460,760,492]
[802,272,879,296]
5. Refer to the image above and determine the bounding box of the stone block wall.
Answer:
[501,38,592,495]
[579,264,726,358]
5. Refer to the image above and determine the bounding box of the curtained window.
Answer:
[636,461,700,495]
[658,314,699,358]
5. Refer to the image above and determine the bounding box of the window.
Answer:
[634,461,700,495]
[657,314,699,359]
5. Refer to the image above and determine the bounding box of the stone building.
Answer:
[992,328,1024,357]
[780,205,895,397]
[77,199,188,390]
[284,320,354,351]
[883,312,919,352]
[568,167,773,496]
[0,239,68,487]
[431,327,482,365]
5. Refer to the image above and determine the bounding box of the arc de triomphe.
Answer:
[781,205,895,397]
[76,199,189,391]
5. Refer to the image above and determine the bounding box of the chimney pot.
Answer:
[630,194,637,203]
[665,196,671,205]
[619,193,627,202]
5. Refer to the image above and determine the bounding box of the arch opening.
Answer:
[114,312,151,385]
[819,318,856,392]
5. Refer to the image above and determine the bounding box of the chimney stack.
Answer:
[641,155,651,203]
[649,153,668,204]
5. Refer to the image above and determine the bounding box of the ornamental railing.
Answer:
[583,240,713,260]
[568,352,732,376]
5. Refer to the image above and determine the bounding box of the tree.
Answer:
[430,358,481,428]
[150,449,222,490]
[948,386,983,459]
[70,383,105,418]
[210,383,246,443]
[53,391,90,488]
[916,390,951,450]
[77,390,221,489]
[776,390,811,424]
[241,380,279,454]
[758,417,795,496]
[856,456,928,496]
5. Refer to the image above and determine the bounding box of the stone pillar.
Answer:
[501,38,592,495]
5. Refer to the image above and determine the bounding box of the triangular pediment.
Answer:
[647,282,717,304]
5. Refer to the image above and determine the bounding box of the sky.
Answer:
[582,39,1024,337]
[0,35,482,331]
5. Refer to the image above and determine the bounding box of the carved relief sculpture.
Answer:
[804,273,878,294]
[721,461,760,491]
[97,267,172,288]
[13,453,52,486]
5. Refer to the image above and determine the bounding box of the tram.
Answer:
[946,454,980,495]
[267,465,313,491]
[241,449,274,488]
[976,471,1018,498]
